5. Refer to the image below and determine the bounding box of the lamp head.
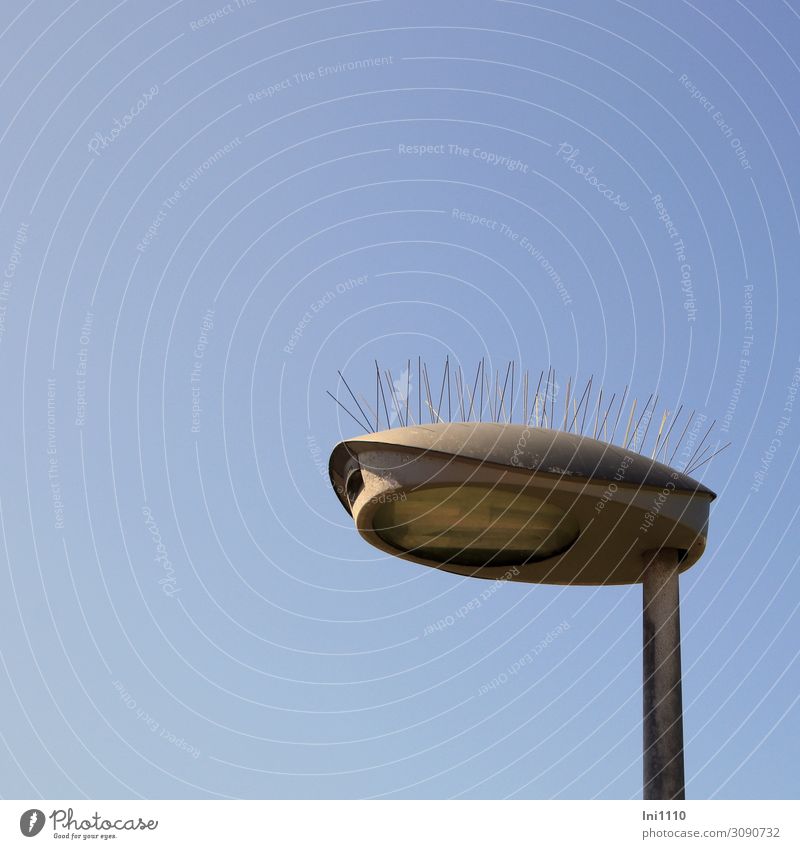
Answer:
[329,422,715,585]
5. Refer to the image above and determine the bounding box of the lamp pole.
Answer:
[642,547,686,800]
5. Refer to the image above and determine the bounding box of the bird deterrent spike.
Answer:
[627,393,653,450]
[446,357,452,422]
[685,443,713,475]
[327,390,372,434]
[384,369,403,426]
[655,403,683,460]
[599,392,615,441]
[681,419,713,470]
[651,408,669,459]
[544,367,553,428]
[568,376,590,433]
[467,361,480,422]
[376,361,391,428]
[436,358,447,422]
[331,365,724,479]
[598,392,614,436]
[593,388,603,439]
[541,368,548,427]
[610,385,629,444]
[422,366,444,423]
[382,369,394,423]
[686,441,731,475]
[530,370,544,427]
[358,392,379,431]
[510,361,516,423]
[375,363,380,431]
[626,393,653,450]
[337,370,374,432]
[456,366,465,421]
[422,363,435,423]
[580,376,593,435]
[476,362,484,420]
[498,362,512,423]
[478,358,485,422]
[405,360,411,426]
[523,369,529,426]
[683,419,717,471]
[640,395,659,454]
[669,409,696,466]
[418,357,422,426]
[622,398,637,448]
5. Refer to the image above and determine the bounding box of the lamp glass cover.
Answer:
[372,484,579,567]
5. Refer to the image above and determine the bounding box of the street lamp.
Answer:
[328,364,723,799]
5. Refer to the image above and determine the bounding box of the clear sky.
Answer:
[0,0,798,800]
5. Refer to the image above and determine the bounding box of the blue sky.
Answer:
[0,0,798,799]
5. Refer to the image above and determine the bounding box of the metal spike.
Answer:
[385,369,403,426]
[655,404,683,460]
[640,395,658,454]
[580,376,593,435]
[375,363,380,430]
[446,356,452,422]
[456,366,465,421]
[541,369,548,427]
[611,385,629,443]
[622,398,637,449]
[326,390,371,434]
[467,361,481,421]
[479,358,485,422]
[529,370,544,426]
[498,362,512,423]
[358,393,379,430]
[626,393,654,450]
[376,361,390,428]
[563,377,571,430]
[510,361,515,423]
[599,392,615,441]
[405,360,411,426]
[683,419,716,471]
[651,409,669,460]
[568,377,591,433]
[337,370,373,432]
[436,358,448,422]
[685,443,712,475]
[422,364,436,423]
[523,370,529,426]
[423,397,442,422]
[418,357,422,426]
[669,409,696,466]
[593,389,603,439]
[686,441,731,475]
[542,367,551,427]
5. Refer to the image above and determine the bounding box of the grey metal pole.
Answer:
[642,547,685,800]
